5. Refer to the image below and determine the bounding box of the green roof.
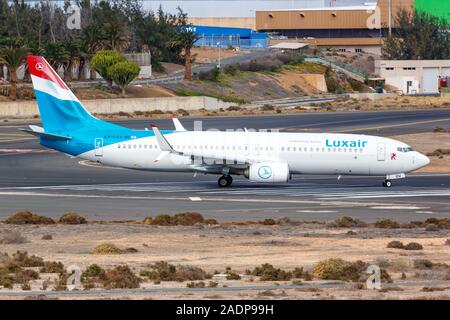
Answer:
[415,0,450,22]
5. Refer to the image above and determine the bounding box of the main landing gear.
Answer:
[218,175,233,187]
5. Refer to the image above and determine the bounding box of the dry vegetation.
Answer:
[0,211,449,299]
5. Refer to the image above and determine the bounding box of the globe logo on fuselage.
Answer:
[258,166,272,179]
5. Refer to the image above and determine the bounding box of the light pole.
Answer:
[217,41,221,69]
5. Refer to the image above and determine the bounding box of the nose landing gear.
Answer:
[218,175,233,187]
[382,180,392,188]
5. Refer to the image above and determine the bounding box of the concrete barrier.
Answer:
[346,93,398,100]
[0,96,237,118]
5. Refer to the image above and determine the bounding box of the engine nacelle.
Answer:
[244,163,290,183]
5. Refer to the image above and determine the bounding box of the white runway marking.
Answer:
[189,197,202,201]
[3,180,450,200]
[369,206,429,210]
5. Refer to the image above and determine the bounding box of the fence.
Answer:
[0,85,10,97]
[196,35,268,48]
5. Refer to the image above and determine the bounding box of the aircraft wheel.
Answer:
[218,175,232,188]
[383,180,392,188]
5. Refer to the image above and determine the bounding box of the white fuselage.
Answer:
[80,131,429,177]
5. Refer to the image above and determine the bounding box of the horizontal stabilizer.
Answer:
[20,125,71,140]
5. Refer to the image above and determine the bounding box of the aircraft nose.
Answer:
[415,153,430,169]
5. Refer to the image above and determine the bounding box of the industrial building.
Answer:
[255,0,414,54]
[376,60,450,94]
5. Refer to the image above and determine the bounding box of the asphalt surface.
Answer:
[1,109,450,222]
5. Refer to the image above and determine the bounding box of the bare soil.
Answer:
[0,222,448,300]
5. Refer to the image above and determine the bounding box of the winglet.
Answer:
[172,115,187,132]
[151,125,174,152]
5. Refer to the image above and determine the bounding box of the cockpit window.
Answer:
[397,147,414,152]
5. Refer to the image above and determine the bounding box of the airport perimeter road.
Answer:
[1,109,450,222]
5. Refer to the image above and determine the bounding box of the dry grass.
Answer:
[58,213,87,225]
[4,211,55,225]
[92,243,123,255]
[140,261,210,282]
[141,212,217,226]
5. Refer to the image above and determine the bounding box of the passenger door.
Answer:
[377,143,386,161]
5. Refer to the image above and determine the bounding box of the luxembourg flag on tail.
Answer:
[27,56,98,132]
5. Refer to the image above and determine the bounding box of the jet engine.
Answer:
[244,163,290,183]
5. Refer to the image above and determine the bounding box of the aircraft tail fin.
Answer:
[27,56,112,133]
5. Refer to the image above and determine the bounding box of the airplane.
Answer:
[22,56,430,188]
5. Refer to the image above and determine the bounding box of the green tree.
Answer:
[382,9,450,60]
[108,60,140,96]
[90,50,126,87]
[0,46,29,100]
[168,27,199,81]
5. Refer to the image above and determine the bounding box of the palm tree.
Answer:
[168,28,199,81]
[0,46,29,100]
[62,39,84,82]
[80,25,105,80]
[103,20,129,52]
[43,42,68,75]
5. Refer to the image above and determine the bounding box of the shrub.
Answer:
[226,272,241,280]
[82,264,106,280]
[387,241,404,249]
[204,218,218,225]
[226,106,242,112]
[373,219,400,229]
[334,216,367,228]
[58,213,87,225]
[186,281,205,288]
[10,251,44,267]
[141,261,207,282]
[260,219,277,226]
[413,259,434,269]
[224,64,237,75]
[102,265,141,289]
[92,243,123,255]
[312,259,389,282]
[198,67,220,81]
[404,242,423,250]
[172,212,205,226]
[4,211,55,225]
[313,258,349,280]
[445,239,450,246]
[13,269,39,284]
[251,263,292,281]
[40,261,65,274]
[41,235,52,240]
[151,214,173,226]
[0,231,28,244]
[261,104,275,111]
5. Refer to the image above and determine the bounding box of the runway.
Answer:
[1,109,450,222]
